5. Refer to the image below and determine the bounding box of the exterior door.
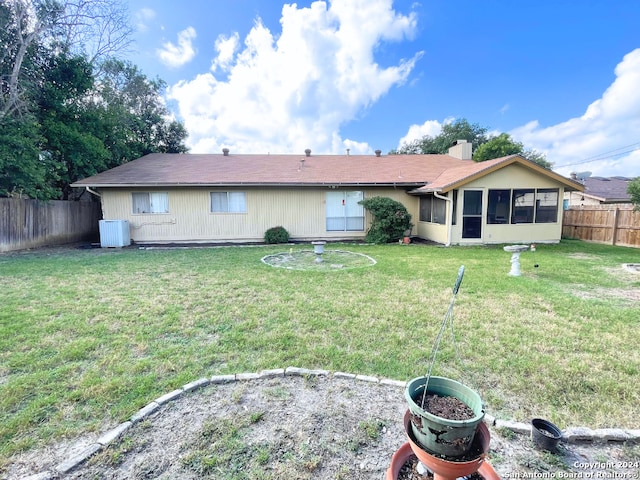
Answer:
[326,191,364,231]
[462,190,482,239]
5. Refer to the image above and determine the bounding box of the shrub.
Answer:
[358,196,413,244]
[264,226,290,244]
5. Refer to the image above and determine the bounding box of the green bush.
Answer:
[358,196,413,244]
[264,226,290,244]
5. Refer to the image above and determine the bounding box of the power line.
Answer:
[555,141,640,168]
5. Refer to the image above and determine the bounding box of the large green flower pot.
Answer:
[405,376,484,458]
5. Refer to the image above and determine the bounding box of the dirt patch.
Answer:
[6,375,640,479]
[566,253,602,261]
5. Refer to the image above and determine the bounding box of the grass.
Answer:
[1,239,639,471]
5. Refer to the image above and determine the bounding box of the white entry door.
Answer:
[326,191,364,231]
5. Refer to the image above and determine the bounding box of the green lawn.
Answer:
[1,240,639,470]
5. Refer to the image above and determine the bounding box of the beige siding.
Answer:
[451,164,564,245]
[564,191,602,206]
[101,187,419,243]
[413,164,567,245]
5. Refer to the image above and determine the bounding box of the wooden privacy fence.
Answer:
[562,205,640,248]
[0,198,101,253]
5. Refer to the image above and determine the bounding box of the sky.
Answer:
[125,0,640,178]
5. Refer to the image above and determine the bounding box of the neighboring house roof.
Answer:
[578,176,633,203]
[71,152,584,192]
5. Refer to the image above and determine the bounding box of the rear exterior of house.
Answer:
[100,186,418,244]
[73,148,582,246]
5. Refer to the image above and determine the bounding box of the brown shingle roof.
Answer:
[72,153,461,187]
[410,155,584,193]
[71,152,583,191]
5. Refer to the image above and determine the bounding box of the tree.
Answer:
[628,178,640,211]
[88,58,189,163]
[0,2,188,200]
[0,0,133,118]
[392,119,488,154]
[0,0,59,117]
[358,196,413,244]
[392,118,552,168]
[35,53,110,198]
[0,115,59,199]
[473,133,552,169]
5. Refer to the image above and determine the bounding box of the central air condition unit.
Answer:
[99,220,131,248]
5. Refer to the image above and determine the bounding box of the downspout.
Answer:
[84,186,101,198]
[84,187,105,218]
[434,191,452,247]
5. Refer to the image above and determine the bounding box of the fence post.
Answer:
[611,207,619,246]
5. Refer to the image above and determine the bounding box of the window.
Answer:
[326,191,364,231]
[419,196,432,222]
[535,189,559,223]
[487,190,510,224]
[132,192,169,214]
[210,192,247,213]
[512,189,535,223]
[486,188,559,224]
[419,194,446,224]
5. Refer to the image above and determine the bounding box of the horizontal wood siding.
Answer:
[101,187,420,243]
[563,205,640,248]
[0,198,101,252]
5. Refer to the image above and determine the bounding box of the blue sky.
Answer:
[126,0,640,177]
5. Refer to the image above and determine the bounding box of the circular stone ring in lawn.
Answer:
[261,249,376,270]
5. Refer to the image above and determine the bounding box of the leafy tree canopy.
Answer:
[392,118,552,169]
[628,178,640,211]
[0,0,188,200]
[473,133,553,169]
[392,119,488,154]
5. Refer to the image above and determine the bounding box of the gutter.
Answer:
[433,191,452,247]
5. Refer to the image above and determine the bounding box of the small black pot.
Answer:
[531,418,562,452]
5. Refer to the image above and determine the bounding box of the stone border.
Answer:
[261,249,377,271]
[23,367,640,480]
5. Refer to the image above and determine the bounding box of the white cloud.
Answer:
[134,8,156,33]
[510,48,640,178]
[157,26,197,68]
[397,119,448,149]
[211,33,239,72]
[167,0,421,154]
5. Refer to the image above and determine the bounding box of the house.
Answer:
[71,142,583,246]
[564,175,633,207]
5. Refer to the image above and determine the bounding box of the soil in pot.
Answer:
[422,394,475,421]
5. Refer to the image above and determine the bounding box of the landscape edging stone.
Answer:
[29,367,638,478]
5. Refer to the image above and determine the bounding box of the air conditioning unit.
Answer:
[99,220,131,248]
